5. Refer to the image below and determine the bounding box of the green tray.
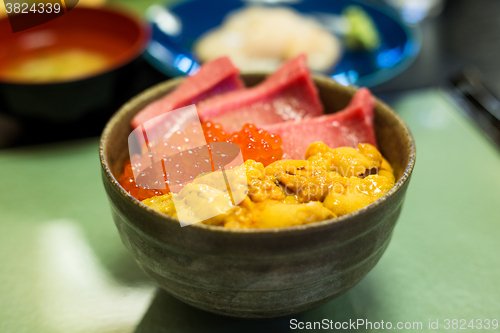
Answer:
[1,89,499,332]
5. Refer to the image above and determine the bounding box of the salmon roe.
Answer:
[230,124,283,167]
[202,121,231,142]
[120,122,283,200]
[119,160,169,201]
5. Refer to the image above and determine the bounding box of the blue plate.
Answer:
[144,0,421,87]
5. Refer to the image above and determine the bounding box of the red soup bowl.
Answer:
[0,6,151,122]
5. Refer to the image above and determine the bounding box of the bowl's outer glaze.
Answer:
[100,75,415,318]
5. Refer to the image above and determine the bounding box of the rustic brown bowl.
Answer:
[99,74,416,318]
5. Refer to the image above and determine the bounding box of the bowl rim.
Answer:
[0,6,152,86]
[99,73,416,234]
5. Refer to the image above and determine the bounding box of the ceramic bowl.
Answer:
[99,74,416,318]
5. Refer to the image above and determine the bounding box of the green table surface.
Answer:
[1,89,500,333]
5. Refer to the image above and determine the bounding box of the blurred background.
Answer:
[1,1,500,332]
[1,0,499,149]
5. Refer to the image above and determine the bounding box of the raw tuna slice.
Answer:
[198,55,323,132]
[131,57,244,129]
[262,88,377,159]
